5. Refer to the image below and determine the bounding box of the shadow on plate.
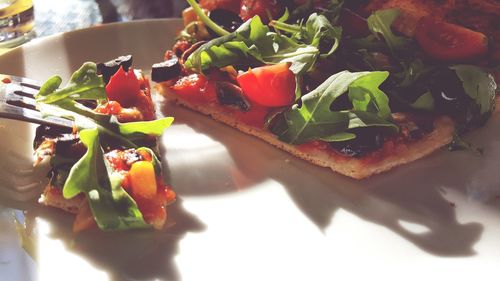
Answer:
[12,198,204,281]
[162,103,500,257]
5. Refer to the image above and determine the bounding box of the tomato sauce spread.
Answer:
[105,148,175,227]
[298,113,435,163]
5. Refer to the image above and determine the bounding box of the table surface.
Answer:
[0,0,186,54]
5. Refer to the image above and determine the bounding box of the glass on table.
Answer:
[0,0,35,48]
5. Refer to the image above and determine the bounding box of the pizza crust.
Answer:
[158,84,456,179]
[39,185,85,214]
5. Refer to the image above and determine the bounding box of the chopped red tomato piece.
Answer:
[237,63,296,107]
[233,104,271,128]
[95,100,123,115]
[415,17,488,61]
[105,67,141,107]
[239,0,283,22]
[133,90,156,121]
[199,0,241,14]
[171,74,217,103]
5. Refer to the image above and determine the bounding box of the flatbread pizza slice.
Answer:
[153,1,497,179]
[34,57,176,232]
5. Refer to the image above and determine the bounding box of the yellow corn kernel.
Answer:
[129,161,157,199]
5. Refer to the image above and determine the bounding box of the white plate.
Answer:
[0,19,500,281]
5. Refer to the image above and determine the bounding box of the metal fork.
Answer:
[0,74,67,204]
[0,74,72,128]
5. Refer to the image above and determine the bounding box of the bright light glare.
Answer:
[37,219,109,281]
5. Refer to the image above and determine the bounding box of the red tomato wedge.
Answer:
[237,63,296,107]
[170,74,217,104]
[239,0,282,22]
[415,17,488,61]
[106,67,141,107]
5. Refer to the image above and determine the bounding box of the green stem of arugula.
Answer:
[186,0,230,37]
[265,48,317,60]
[269,20,301,34]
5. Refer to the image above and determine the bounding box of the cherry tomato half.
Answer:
[415,17,488,62]
[237,63,296,107]
[105,67,141,107]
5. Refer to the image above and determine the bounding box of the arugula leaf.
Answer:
[301,13,342,58]
[319,132,356,142]
[448,133,483,155]
[410,92,434,111]
[290,0,344,24]
[118,117,174,136]
[63,128,150,231]
[271,71,397,144]
[36,62,107,103]
[365,9,412,57]
[36,62,174,147]
[450,65,497,117]
[185,16,319,76]
[276,8,290,24]
[348,71,391,119]
[270,13,342,58]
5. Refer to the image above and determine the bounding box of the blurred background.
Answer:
[34,0,187,38]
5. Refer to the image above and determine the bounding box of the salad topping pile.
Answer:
[153,0,497,158]
[35,59,175,232]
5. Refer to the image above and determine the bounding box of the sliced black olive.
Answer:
[33,124,73,149]
[208,9,243,37]
[151,56,181,82]
[54,134,86,159]
[329,127,386,157]
[216,82,250,111]
[428,68,470,123]
[97,55,133,84]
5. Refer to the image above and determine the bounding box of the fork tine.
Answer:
[0,103,74,128]
[1,75,73,128]
[20,81,41,90]
[7,95,37,111]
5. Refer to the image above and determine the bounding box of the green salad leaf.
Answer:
[35,62,174,147]
[301,13,342,58]
[366,9,412,57]
[290,0,344,24]
[451,65,497,116]
[270,71,398,144]
[63,128,150,231]
[185,16,319,76]
[37,62,107,103]
[410,92,435,111]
